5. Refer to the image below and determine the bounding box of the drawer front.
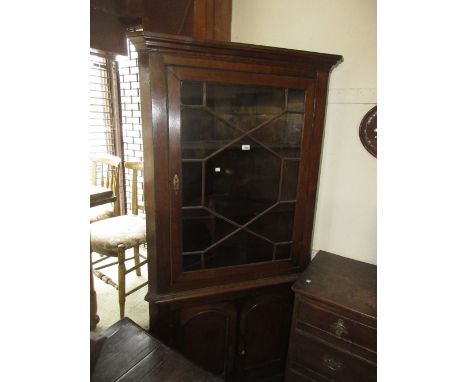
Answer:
[287,364,334,382]
[290,331,376,382]
[297,298,376,351]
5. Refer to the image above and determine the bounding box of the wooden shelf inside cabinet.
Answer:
[286,251,377,382]
[130,31,342,381]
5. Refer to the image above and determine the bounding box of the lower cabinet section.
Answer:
[149,284,294,381]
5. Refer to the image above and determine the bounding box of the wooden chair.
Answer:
[90,161,147,319]
[90,153,121,223]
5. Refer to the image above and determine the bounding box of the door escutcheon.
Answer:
[172,174,180,195]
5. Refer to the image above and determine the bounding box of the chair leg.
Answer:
[133,246,142,276]
[117,245,126,319]
[90,246,99,330]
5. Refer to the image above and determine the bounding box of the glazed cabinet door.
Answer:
[235,288,294,381]
[174,301,237,378]
[167,65,316,291]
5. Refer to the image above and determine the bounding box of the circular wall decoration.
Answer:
[359,105,377,158]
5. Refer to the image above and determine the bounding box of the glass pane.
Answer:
[183,254,203,272]
[179,81,302,273]
[206,84,285,131]
[205,137,281,224]
[281,160,300,201]
[181,108,241,159]
[251,113,304,158]
[182,208,238,252]
[275,244,292,260]
[181,81,204,105]
[204,230,273,269]
[182,162,202,206]
[287,89,305,112]
[247,202,296,242]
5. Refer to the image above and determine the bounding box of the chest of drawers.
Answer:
[285,251,377,382]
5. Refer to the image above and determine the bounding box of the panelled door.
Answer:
[236,289,294,380]
[176,301,238,378]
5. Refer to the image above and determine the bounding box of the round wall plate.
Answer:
[359,105,377,158]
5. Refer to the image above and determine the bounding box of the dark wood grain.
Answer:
[294,318,376,365]
[142,0,194,36]
[150,283,295,381]
[296,297,376,352]
[131,32,342,381]
[295,72,331,270]
[92,320,159,382]
[288,364,335,382]
[286,251,377,382]
[139,53,173,294]
[118,344,223,381]
[91,318,222,382]
[140,0,232,41]
[212,0,232,41]
[290,332,375,382]
[177,302,237,377]
[236,290,294,381]
[292,251,376,318]
[131,32,341,295]
[193,0,232,41]
[146,273,298,306]
[130,32,342,72]
[90,0,128,56]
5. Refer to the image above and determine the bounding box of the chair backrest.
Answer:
[91,153,122,215]
[124,161,145,215]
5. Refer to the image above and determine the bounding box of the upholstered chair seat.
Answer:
[90,204,115,224]
[90,214,146,256]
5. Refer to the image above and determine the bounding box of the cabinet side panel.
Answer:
[141,54,172,293]
[294,71,331,269]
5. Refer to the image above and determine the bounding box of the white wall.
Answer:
[232,0,376,264]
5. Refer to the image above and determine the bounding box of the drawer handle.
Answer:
[330,318,348,338]
[322,355,342,371]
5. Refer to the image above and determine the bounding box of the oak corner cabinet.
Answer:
[286,251,377,382]
[130,31,342,381]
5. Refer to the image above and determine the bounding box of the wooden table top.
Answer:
[91,318,223,382]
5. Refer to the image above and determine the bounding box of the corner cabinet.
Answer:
[130,32,342,381]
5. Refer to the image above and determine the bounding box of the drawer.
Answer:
[297,298,376,352]
[289,331,376,382]
[287,364,334,382]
